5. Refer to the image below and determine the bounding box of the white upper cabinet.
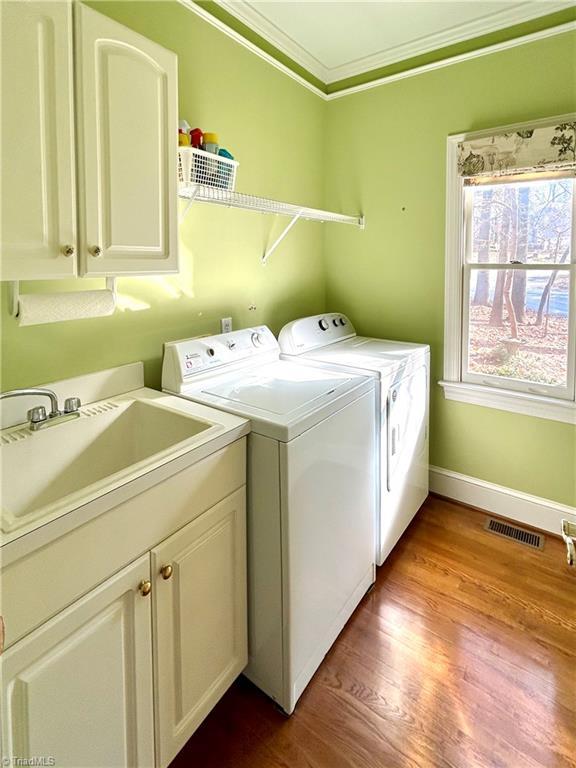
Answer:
[0,2,179,281]
[76,5,179,275]
[1,2,77,280]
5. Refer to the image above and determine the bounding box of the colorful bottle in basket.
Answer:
[200,132,218,184]
[190,128,203,149]
[217,148,235,189]
[202,132,219,154]
[178,119,191,146]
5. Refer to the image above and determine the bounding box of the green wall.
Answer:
[0,0,326,389]
[1,1,574,506]
[324,31,576,506]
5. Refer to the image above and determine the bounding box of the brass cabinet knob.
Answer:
[90,245,102,258]
[138,580,152,597]
[62,244,75,257]
[160,564,173,580]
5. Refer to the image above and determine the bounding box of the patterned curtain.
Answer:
[457,121,576,178]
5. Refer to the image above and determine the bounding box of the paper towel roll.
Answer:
[17,290,116,326]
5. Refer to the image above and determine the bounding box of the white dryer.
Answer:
[279,313,429,566]
[162,326,376,714]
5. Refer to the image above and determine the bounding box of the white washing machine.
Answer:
[279,313,429,566]
[162,326,376,714]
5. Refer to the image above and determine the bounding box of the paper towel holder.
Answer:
[9,278,117,318]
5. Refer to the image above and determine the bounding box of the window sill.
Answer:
[439,381,576,425]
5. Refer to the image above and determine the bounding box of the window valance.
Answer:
[457,120,576,178]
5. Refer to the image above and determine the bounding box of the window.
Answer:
[441,117,576,424]
[463,176,574,397]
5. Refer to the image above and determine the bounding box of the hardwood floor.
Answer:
[171,496,576,768]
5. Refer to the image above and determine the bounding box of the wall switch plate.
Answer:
[221,317,233,333]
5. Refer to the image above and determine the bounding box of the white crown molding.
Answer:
[216,0,331,82]
[176,0,325,97]
[325,1,574,82]
[214,0,574,84]
[326,21,576,100]
[174,3,575,102]
[429,465,576,537]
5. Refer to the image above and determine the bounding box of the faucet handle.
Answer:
[27,406,47,425]
[64,397,81,414]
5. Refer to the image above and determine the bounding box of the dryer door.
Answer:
[387,365,428,493]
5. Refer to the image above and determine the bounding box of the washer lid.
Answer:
[201,361,356,414]
[180,360,374,441]
[296,337,429,375]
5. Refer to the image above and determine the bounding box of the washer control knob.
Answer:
[227,340,236,350]
[207,347,215,357]
[251,332,263,347]
[332,319,339,327]
[339,317,346,326]
[318,319,329,331]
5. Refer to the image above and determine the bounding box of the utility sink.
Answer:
[0,394,217,535]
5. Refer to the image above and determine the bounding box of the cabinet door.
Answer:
[75,5,178,276]
[1,555,155,768]
[1,1,77,280]
[152,488,247,768]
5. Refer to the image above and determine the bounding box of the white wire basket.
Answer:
[177,147,238,192]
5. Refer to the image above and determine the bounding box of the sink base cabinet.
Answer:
[1,442,248,768]
[1,555,155,768]
[153,488,247,767]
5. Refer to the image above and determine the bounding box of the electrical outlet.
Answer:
[221,317,233,334]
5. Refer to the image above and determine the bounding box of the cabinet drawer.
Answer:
[1,439,246,649]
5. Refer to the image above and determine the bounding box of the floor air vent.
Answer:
[484,518,544,550]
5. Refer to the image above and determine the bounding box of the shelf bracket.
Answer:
[105,277,117,297]
[262,211,303,264]
[179,187,200,222]
[9,281,19,317]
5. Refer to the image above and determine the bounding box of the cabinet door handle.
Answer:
[138,580,152,597]
[62,244,75,258]
[90,245,102,258]
[160,564,173,580]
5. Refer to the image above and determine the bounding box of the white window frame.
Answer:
[440,114,576,425]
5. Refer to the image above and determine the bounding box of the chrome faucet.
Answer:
[0,388,81,431]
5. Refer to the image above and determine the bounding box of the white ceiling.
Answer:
[215,1,574,83]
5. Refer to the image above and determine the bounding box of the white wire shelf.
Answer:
[178,184,365,262]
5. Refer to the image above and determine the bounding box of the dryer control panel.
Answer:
[162,326,278,392]
[278,313,356,354]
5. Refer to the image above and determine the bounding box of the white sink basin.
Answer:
[1,396,216,534]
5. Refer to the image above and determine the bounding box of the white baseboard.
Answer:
[429,465,576,536]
